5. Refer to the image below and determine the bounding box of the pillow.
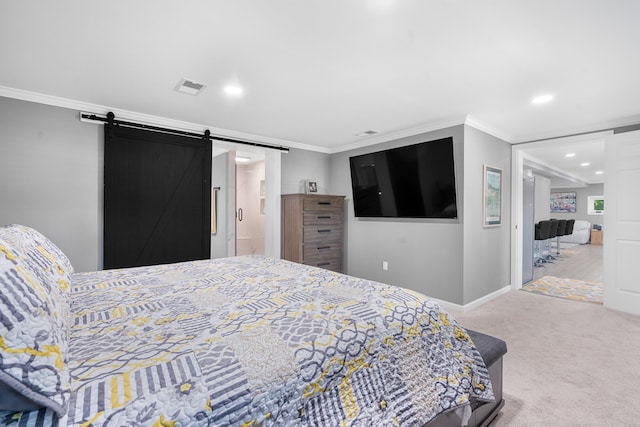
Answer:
[0,225,73,322]
[0,233,70,416]
[0,223,74,276]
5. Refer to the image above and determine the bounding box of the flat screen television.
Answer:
[349,137,458,218]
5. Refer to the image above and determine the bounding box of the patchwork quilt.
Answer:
[2,254,494,426]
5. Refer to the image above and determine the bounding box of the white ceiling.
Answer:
[520,134,607,187]
[1,1,639,172]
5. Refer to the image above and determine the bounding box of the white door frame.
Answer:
[510,131,612,290]
[510,148,525,289]
[213,144,281,259]
[263,149,282,258]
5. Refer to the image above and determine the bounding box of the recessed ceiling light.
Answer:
[595,171,604,175]
[532,94,554,104]
[580,162,590,167]
[565,153,576,158]
[224,85,243,95]
[235,156,251,163]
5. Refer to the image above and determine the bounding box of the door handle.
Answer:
[238,208,243,221]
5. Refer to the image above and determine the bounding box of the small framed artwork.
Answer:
[483,165,502,227]
[550,192,577,213]
[305,180,318,194]
[587,195,604,215]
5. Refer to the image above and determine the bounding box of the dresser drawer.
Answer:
[303,211,342,226]
[303,243,342,262]
[282,194,345,273]
[303,196,344,212]
[303,226,343,244]
[304,257,342,273]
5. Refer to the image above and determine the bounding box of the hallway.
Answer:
[531,242,603,283]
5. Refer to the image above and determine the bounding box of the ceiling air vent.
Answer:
[175,78,207,95]
[356,130,380,137]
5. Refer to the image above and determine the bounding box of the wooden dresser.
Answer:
[281,194,345,272]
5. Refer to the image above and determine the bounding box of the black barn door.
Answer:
[104,124,212,269]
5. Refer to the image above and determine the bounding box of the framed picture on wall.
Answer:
[550,192,577,213]
[483,165,502,227]
[587,195,604,215]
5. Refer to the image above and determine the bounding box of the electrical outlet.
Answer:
[382,261,388,271]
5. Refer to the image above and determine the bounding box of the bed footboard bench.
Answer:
[426,329,507,427]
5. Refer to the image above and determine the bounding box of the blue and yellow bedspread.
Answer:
[3,255,493,426]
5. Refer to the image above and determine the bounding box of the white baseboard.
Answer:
[432,285,512,313]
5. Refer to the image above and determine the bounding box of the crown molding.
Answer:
[330,116,467,154]
[0,85,309,152]
[511,115,640,144]
[5,85,637,155]
[331,115,519,154]
[463,115,514,143]
[512,130,612,150]
[522,153,589,187]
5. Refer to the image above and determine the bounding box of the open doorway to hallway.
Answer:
[532,243,603,283]
[513,131,608,290]
[526,181,605,287]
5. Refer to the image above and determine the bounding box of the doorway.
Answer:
[210,144,281,259]
[235,157,265,256]
[511,131,610,289]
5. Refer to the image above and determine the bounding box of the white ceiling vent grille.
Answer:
[356,130,380,137]
[175,78,207,95]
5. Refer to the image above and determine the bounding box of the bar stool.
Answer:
[555,219,567,256]
[545,219,559,261]
[564,219,575,236]
[534,220,551,267]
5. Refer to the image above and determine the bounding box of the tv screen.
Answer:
[349,137,458,218]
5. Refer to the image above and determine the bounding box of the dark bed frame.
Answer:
[426,329,507,427]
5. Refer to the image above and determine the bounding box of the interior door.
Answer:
[104,125,212,269]
[604,130,640,315]
[522,175,535,284]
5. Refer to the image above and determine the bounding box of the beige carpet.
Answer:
[452,290,640,426]
[522,275,603,304]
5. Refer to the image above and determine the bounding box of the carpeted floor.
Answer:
[522,275,603,304]
[453,290,640,426]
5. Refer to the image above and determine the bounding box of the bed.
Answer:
[0,224,505,426]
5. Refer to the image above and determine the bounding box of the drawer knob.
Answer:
[317,262,331,267]
[317,246,331,250]
[317,215,331,219]
[317,229,331,233]
[318,201,332,205]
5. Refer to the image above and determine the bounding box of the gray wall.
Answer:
[330,126,465,304]
[551,183,604,226]
[0,96,102,272]
[533,173,551,222]
[0,95,513,306]
[281,148,331,195]
[328,125,512,306]
[462,126,512,304]
[0,97,332,272]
